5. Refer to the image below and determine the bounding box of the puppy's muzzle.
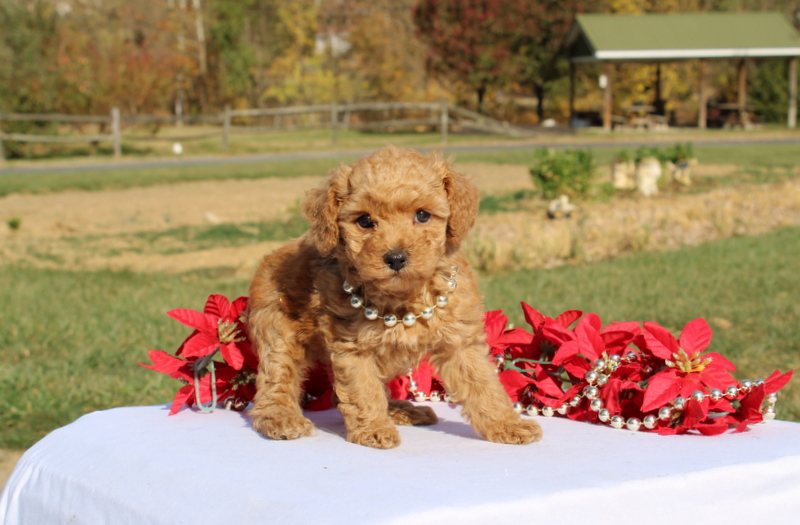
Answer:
[383,249,409,272]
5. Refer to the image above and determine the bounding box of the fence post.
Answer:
[221,105,231,152]
[330,101,338,147]
[111,107,121,158]
[440,98,449,145]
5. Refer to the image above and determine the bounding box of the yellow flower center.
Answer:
[665,348,713,373]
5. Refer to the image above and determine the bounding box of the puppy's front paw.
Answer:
[482,418,543,445]
[252,410,316,441]
[388,399,439,426]
[348,424,401,449]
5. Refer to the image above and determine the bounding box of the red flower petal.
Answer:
[220,342,245,370]
[179,332,219,358]
[231,296,249,317]
[641,371,681,412]
[578,313,602,333]
[139,350,193,382]
[203,294,232,320]
[520,302,545,329]
[169,384,195,415]
[554,309,583,329]
[765,369,794,394]
[167,308,218,333]
[643,322,679,359]
[484,310,509,344]
[678,318,712,355]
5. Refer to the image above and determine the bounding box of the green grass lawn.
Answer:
[2,226,798,449]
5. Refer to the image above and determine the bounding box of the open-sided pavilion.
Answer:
[563,12,800,130]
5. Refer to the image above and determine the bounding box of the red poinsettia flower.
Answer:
[140,349,239,415]
[169,294,257,371]
[639,318,736,413]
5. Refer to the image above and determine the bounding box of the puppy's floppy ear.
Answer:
[432,152,479,250]
[302,163,352,255]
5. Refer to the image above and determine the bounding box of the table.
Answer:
[2,403,800,524]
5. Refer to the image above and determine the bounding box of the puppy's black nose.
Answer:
[384,249,408,272]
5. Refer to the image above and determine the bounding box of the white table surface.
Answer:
[2,402,800,525]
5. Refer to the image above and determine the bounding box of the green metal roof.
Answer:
[567,12,800,62]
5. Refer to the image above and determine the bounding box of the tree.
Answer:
[512,0,593,121]
[413,0,519,111]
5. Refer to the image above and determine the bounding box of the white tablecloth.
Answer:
[2,403,800,525]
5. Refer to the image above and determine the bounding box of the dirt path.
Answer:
[0,163,533,274]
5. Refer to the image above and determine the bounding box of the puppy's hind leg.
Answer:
[388,399,438,426]
[249,318,315,441]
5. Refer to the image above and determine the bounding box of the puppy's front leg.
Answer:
[330,350,401,449]
[432,342,543,445]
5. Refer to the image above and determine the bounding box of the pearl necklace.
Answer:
[404,353,781,432]
[343,266,459,327]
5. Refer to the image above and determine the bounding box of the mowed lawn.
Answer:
[1,226,798,449]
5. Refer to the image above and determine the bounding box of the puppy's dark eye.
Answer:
[415,210,431,224]
[356,214,375,229]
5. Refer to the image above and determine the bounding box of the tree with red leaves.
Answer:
[413,0,592,118]
[412,0,519,112]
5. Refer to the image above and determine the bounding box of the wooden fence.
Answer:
[0,101,533,162]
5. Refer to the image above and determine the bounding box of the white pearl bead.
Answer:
[658,407,672,421]
[557,404,568,415]
[725,386,739,399]
[691,390,706,402]
[585,371,598,384]
[766,392,778,406]
[541,406,555,417]
[349,295,363,308]
[512,402,523,414]
[626,418,642,431]
[343,281,354,293]
[526,405,539,417]
[414,392,427,402]
[446,278,457,291]
[763,406,777,420]
[643,415,657,429]
[673,396,686,410]
[598,409,610,422]
[435,295,448,308]
[590,399,603,412]
[610,415,624,429]
[429,391,440,402]
[596,374,609,386]
[383,315,397,327]
[594,359,606,371]
[710,388,723,401]
[583,386,599,400]
[740,379,754,391]
[421,307,434,320]
[402,313,417,327]
[364,308,379,320]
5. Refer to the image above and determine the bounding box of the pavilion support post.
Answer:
[698,59,707,129]
[738,59,749,127]
[603,61,613,131]
[789,57,797,129]
[654,63,663,114]
[569,61,576,127]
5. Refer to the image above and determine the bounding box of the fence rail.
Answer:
[0,102,533,162]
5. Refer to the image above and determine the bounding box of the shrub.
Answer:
[529,149,596,200]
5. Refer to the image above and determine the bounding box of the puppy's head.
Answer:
[302,146,478,291]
